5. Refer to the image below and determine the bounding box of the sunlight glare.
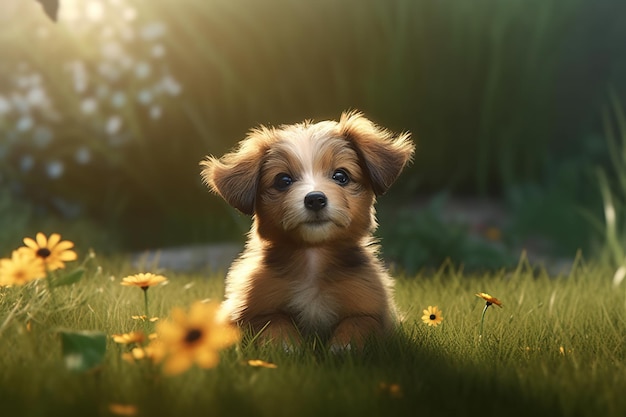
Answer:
[59,0,126,25]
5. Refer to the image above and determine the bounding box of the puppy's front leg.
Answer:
[252,313,302,348]
[330,315,383,351]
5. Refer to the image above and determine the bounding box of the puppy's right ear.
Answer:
[200,129,272,215]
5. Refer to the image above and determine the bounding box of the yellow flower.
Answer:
[248,359,278,369]
[0,248,46,286]
[121,273,167,290]
[475,292,503,308]
[421,306,444,327]
[112,331,145,345]
[122,344,164,363]
[131,315,160,322]
[22,232,77,271]
[155,301,240,375]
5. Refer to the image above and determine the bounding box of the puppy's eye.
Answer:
[332,169,350,186]
[273,173,293,190]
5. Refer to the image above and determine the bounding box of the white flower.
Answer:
[137,89,152,105]
[81,98,98,114]
[46,160,64,179]
[101,41,123,60]
[111,91,126,108]
[106,116,122,135]
[135,61,151,79]
[150,106,162,120]
[0,95,11,116]
[26,87,48,108]
[151,44,165,58]
[160,75,182,96]
[74,146,91,165]
[67,61,88,93]
[16,116,33,132]
[140,22,166,40]
[10,93,29,113]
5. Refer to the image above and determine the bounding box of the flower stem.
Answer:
[45,267,56,305]
[479,303,490,340]
[143,288,149,318]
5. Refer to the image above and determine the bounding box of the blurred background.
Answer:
[1,0,625,272]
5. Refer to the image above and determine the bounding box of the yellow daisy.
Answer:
[121,273,167,290]
[155,301,240,375]
[131,315,159,322]
[122,344,164,363]
[421,306,444,327]
[112,331,146,345]
[0,248,46,286]
[22,232,77,271]
[475,292,503,308]
[247,359,278,369]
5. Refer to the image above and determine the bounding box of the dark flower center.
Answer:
[36,248,51,258]
[185,328,203,344]
[430,314,436,320]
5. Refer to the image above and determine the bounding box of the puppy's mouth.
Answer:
[302,219,332,227]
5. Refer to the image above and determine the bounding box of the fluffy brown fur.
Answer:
[201,111,414,349]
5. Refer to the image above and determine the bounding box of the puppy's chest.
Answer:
[286,250,338,329]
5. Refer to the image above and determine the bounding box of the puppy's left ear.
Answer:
[339,111,415,195]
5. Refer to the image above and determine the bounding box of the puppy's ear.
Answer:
[339,111,415,195]
[200,129,272,215]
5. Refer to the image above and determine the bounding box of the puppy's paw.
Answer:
[330,315,384,351]
[253,314,303,349]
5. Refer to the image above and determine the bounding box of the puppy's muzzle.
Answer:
[304,191,327,212]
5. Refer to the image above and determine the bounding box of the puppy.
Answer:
[201,111,414,349]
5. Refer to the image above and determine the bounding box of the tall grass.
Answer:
[594,94,626,285]
[1,254,625,417]
[153,0,599,192]
[1,0,623,250]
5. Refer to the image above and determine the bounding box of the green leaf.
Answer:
[59,330,106,372]
[53,268,85,288]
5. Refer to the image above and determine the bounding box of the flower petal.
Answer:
[36,232,48,248]
[47,233,61,249]
[23,237,38,250]
[163,353,193,375]
[195,349,219,369]
[58,250,78,261]
[54,240,75,251]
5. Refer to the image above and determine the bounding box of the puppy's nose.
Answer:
[304,191,327,211]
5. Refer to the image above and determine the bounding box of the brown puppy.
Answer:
[201,111,414,349]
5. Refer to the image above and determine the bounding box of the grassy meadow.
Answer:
[1,247,625,417]
[1,1,626,416]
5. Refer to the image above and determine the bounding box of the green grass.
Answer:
[1,253,625,417]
